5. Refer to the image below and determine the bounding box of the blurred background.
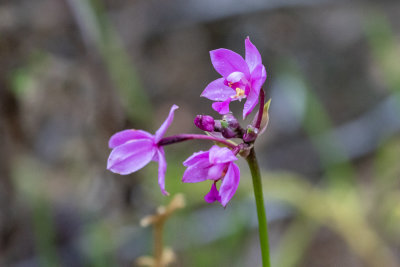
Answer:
[0,0,400,266]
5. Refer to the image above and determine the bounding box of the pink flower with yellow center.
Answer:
[201,37,267,119]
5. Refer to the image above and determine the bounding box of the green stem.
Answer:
[246,148,271,267]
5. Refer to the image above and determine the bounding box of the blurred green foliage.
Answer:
[87,0,153,126]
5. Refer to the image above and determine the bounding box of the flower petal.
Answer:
[207,164,226,180]
[226,71,246,84]
[107,139,155,175]
[201,78,235,101]
[243,64,266,118]
[250,64,267,94]
[219,163,240,207]
[243,88,260,119]
[204,183,221,203]
[156,148,169,195]
[154,105,179,143]
[108,129,153,148]
[182,161,211,183]
[212,98,231,114]
[210,49,249,78]
[183,150,209,167]
[209,145,238,164]
[245,37,262,73]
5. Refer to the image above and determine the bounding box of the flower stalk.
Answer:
[158,134,236,149]
[246,148,271,267]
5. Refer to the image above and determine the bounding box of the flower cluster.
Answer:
[107,37,269,207]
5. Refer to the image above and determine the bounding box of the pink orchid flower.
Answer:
[201,37,267,119]
[182,145,240,207]
[107,105,178,195]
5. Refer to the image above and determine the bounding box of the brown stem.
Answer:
[154,219,165,267]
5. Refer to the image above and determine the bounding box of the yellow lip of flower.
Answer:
[231,87,246,101]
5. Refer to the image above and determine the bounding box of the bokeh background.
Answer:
[1,0,400,266]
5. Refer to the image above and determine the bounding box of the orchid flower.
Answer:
[106,37,273,266]
[107,105,178,195]
[182,145,240,207]
[201,37,267,119]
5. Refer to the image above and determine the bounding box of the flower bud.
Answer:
[243,125,259,143]
[221,123,237,138]
[194,115,215,132]
[222,113,240,129]
[218,113,244,139]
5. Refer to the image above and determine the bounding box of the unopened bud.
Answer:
[218,113,243,139]
[222,113,240,129]
[194,115,215,132]
[219,119,236,139]
[221,125,237,139]
[243,125,259,143]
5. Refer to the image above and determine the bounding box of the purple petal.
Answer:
[243,88,260,119]
[107,139,155,175]
[182,161,211,183]
[183,150,209,167]
[154,105,179,143]
[226,71,246,84]
[156,148,168,195]
[109,129,153,148]
[210,49,250,78]
[219,163,240,207]
[207,164,226,180]
[245,37,262,73]
[212,98,231,114]
[204,183,221,203]
[152,150,159,161]
[250,64,267,93]
[243,64,266,118]
[201,78,235,101]
[209,146,237,164]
